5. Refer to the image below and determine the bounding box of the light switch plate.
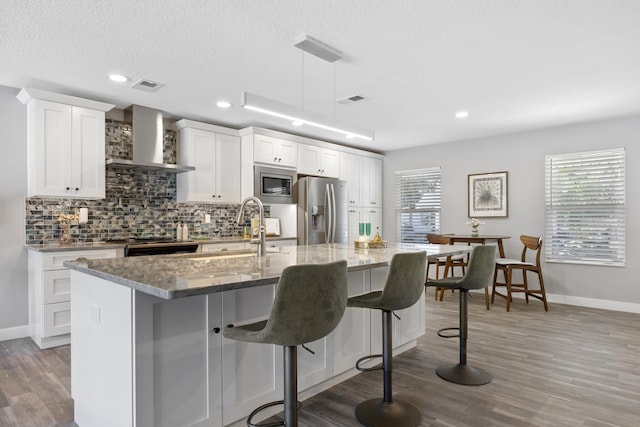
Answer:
[205,214,211,224]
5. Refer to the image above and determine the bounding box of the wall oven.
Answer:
[254,166,295,204]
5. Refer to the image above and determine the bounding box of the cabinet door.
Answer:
[186,128,217,202]
[275,139,297,168]
[215,133,241,203]
[43,270,71,304]
[42,301,71,337]
[253,135,297,168]
[362,157,382,207]
[33,99,73,196]
[71,106,105,198]
[339,152,362,207]
[333,270,371,374]
[318,147,340,178]
[347,208,363,243]
[222,285,281,426]
[298,144,321,175]
[394,298,425,348]
[364,208,383,241]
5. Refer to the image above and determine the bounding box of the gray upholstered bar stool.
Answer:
[223,260,348,427]
[426,245,495,385]
[347,251,427,427]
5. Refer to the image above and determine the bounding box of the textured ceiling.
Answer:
[2,0,640,152]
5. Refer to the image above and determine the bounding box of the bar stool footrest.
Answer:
[247,399,302,427]
[436,363,491,386]
[436,327,460,338]
[355,354,383,372]
[355,396,421,427]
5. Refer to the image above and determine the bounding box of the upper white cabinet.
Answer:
[297,143,340,178]
[17,88,114,199]
[175,119,241,203]
[253,134,297,168]
[362,156,383,207]
[340,153,382,207]
[339,152,364,207]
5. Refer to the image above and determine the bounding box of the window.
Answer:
[396,167,441,243]
[545,148,625,266]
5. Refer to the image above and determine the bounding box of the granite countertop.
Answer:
[64,243,471,300]
[25,236,297,252]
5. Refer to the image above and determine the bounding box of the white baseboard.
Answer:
[470,290,640,314]
[0,325,30,342]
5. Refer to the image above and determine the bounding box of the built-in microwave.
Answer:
[254,166,295,204]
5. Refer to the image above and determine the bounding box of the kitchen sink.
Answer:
[184,248,287,261]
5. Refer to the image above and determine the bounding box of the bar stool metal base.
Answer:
[355,397,421,427]
[436,363,491,386]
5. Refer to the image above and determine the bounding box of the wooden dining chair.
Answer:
[426,233,467,301]
[492,235,549,312]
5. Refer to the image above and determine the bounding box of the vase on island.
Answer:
[471,226,479,237]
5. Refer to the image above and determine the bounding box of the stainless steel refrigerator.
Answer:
[297,176,348,245]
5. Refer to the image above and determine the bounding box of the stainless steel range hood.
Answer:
[106,105,194,173]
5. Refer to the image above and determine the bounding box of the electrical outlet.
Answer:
[205,214,211,224]
[90,304,101,323]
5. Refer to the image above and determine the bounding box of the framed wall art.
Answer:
[468,171,508,217]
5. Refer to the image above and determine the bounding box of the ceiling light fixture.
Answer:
[242,92,374,141]
[241,35,374,141]
[108,74,130,83]
[216,100,232,108]
[455,111,469,119]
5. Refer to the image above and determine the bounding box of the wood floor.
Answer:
[1,294,639,426]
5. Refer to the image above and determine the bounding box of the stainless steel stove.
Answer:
[106,238,200,257]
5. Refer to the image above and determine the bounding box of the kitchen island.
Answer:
[65,243,470,427]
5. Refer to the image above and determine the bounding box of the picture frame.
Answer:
[468,171,508,217]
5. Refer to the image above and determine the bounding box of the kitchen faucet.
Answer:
[236,196,266,256]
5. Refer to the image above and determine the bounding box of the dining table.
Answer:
[443,234,511,257]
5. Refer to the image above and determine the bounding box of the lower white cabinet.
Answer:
[28,248,121,349]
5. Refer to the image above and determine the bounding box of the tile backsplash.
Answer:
[25,119,263,244]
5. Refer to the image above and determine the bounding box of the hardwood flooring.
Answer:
[1,295,639,426]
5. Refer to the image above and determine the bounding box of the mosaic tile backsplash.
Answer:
[25,119,263,244]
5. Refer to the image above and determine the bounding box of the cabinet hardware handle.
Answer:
[278,158,282,162]
[66,187,70,190]
[227,324,234,328]
[218,195,221,198]
[212,327,221,334]
[75,188,79,191]
[274,157,278,162]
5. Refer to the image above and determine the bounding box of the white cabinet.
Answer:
[362,157,383,207]
[333,270,371,374]
[339,152,363,207]
[222,285,280,426]
[175,120,241,203]
[339,154,382,207]
[347,208,363,243]
[253,134,297,168]
[297,144,340,178]
[28,248,121,349]
[17,89,114,199]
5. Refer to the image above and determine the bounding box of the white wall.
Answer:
[383,115,640,311]
[0,85,29,339]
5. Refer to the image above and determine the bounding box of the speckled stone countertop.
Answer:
[64,243,471,300]
[25,236,297,252]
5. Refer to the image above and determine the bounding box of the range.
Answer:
[106,238,199,257]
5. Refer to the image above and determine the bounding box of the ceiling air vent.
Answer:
[131,78,164,93]
[337,94,367,105]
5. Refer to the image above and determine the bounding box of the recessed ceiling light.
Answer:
[291,121,303,126]
[216,100,232,109]
[108,74,130,83]
[455,111,469,119]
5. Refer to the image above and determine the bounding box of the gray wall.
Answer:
[383,115,640,309]
[0,85,28,336]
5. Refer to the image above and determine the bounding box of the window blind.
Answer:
[544,148,625,266]
[396,167,441,243]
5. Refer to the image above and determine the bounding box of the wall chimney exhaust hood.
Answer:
[106,105,194,173]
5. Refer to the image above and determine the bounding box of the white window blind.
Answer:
[544,148,625,266]
[396,167,441,243]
